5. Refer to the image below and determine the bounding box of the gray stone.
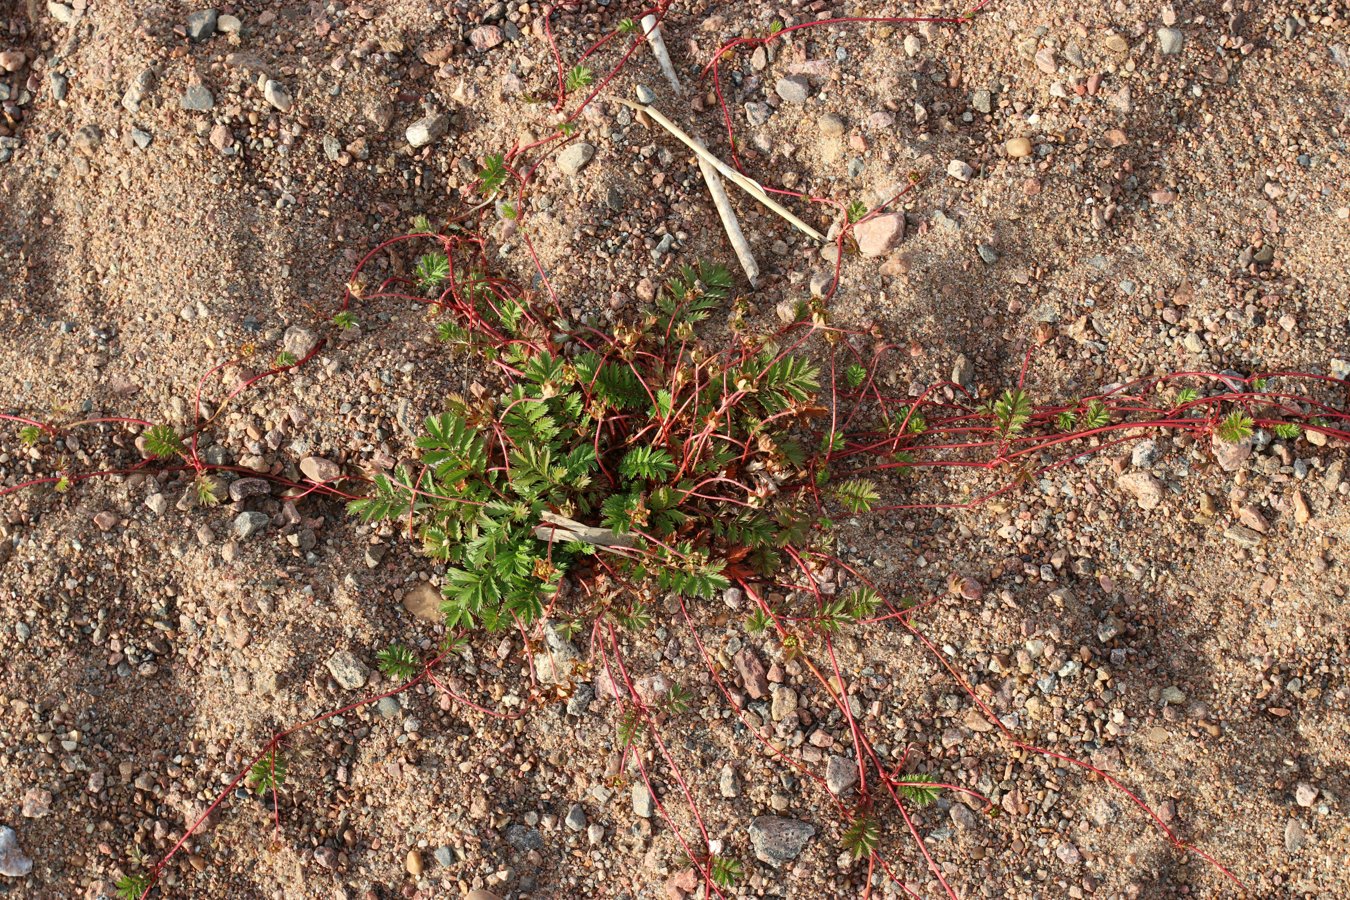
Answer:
[774,75,810,103]
[632,782,655,818]
[181,83,214,111]
[952,353,975,390]
[586,823,604,845]
[325,650,369,689]
[566,683,594,717]
[976,242,1000,264]
[557,142,596,176]
[282,325,317,359]
[565,803,587,831]
[744,102,772,126]
[1131,439,1159,467]
[131,129,153,150]
[947,159,974,182]
[971,89,992,113]
[1161,686,1186,705]
[432,846,454,867]
[0,826,32,878]
[227,478,271,501]
[49,72,68,101]
[719,764,740,798]
[505,825,543,851]
[1097,616,1125,643]
[1223,525,1263,548]
[1284,818,1305,853]
[634,84,655,104]
[186,10,218,41]
[406,114,449,148]
[231,511,269,540]
[1211,434,1252,472]
[748,816,815,867]
[825,754,858,795]
[376,696,401,718]
[263,80,293,112]
[1157,27,1184,55]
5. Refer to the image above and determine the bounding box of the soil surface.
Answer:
[1,2,1348,899]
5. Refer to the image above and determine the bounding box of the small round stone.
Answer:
[1005,137,1033,158]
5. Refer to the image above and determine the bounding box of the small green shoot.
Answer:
[1217,411,1254,443]
[376,643,419,681]
[565,65,594,93]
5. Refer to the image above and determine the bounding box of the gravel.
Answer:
[748,816,815,867]
[0,826,32,878]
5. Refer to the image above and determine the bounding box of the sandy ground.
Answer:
[1,1,1348,898]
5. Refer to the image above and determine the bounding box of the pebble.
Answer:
[299,456,340,482]
[263,80,293,112]
[631,782,655,818]
[93,510,119,531]
[209,124,234,152]
[1161,686,1186,704]
[1211,434,1252,471]
[1034,47,1057,74]
[854,213,905,257]
[1005,137,1032,158]
[469,25,505,51]
[123,68,156,112]
[181,83,214,111]
[0,50,25,73]
[48,2,75,25]
[565,804,587,831]
[217,14,242,34]
[1157,27,1184,55]
[405,850,423,876]
[131,129,153,150]
[406,114,449,148]
[402,582,443,622]
[72,124,102,156]
[557,142,596,176]
[748,816,815,867]
[433,846,455,867]
[1118,472,1164,509]
[1131,440,1159,468]
[1295,783,1318,807]
[947,159,974,182]
[818,113,845,138]
[971,89,991,114]
[325,650,370,690]
[231,511,270,540]
[733,648,769,699]
[1222,525,1263,548]
[0,826,31,878]
[1284,818,1305,853]
[586,823,604,845]
[20,789,50,818]
[976,243,1000,265]
[282,325,317,358]
[186,9,218,41]
[775,75,810,103]
[719,764,740,798]
[825,754,858,795]
[376,696,401,718]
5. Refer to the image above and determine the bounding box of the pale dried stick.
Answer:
[697,156,760,286]
[616,98,824,242]
[640,14,684,96]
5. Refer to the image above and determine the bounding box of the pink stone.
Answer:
[854,213,905,258]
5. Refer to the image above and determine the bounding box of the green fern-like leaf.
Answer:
[248,750,288,797]
[565,65,594,93]
[143,424,184,459]
[346,469,414,523]
[1217,411,1254,443]
[1082,398,1111,430]
[833,478,879,514]
[478,153,508,197]
[710,855,744,886]
[845,363,867,390]
[376,643,419,681]
[115,874,152,900]
[844,586,882,619]
[332,310,357,331]
[18,424,43,446]
[415,251,451,292]
[619,445,676,481]
[993,388,1033,438]
[841,815,881,859]
[898,772,941,807]
[1271,422,1301,440]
